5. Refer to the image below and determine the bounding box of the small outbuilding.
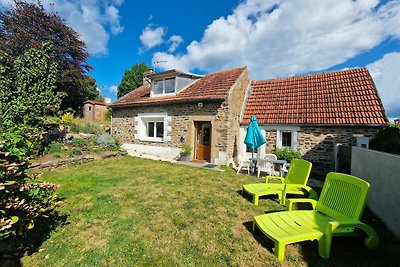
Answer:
[83,100,107,121]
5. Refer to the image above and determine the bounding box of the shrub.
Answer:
[94,133,115,147]
[60,112,74,125]
[272,148,302,162]
[0,125,60,242]
[370,124,400,155]
[181,144,192,154]
[70,118,105,135]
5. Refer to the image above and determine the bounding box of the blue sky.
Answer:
[1,0,400,119]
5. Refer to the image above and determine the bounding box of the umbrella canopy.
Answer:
[244,115,266,151]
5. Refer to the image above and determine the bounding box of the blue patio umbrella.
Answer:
[244,115,266,156]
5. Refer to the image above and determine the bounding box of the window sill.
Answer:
[139,137,164,143]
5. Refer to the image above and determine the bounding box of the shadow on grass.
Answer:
[299,207,400,267]
[0,213,68,267]
[244,206,400,266]
[243,221,276,256]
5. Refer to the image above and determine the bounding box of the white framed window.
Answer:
[152,78,176,96]
[276,127,298,150]
[146,121,164,138]
[135,113,172,142]
[281,131,292,148]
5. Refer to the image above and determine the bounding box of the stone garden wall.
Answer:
[30,151,126,170]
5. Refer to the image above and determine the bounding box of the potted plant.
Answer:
[180,144,192,161]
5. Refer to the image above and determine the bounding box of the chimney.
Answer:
[143,69,154,86]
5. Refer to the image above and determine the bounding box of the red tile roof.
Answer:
[84,100,107,106]
[111,67,246,107]
[243,68,387,125]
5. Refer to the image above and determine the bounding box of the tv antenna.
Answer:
[153,60,168,65]
[153,60,168,72]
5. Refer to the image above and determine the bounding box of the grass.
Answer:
[20,156,400,266]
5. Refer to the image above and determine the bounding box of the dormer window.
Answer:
[153,78,175,95]
[146,69,203,98]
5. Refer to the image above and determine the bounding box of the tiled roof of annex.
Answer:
[243,68,387,125]
[110,67,246,107]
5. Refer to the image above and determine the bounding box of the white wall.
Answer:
[122,143,181,161]
[351,147,400,238]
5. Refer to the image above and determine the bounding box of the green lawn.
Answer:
[21,156,400,266]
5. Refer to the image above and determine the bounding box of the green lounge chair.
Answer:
[253,172,379,261]
[242,159,315,205]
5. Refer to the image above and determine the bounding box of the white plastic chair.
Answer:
[282,163,290,177]
[257,153,277,177]
[236,154,253,174]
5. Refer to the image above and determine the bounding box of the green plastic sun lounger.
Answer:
[242,159,314,205]
[253,172,379,261]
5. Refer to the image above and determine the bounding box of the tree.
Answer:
[117,62,150,98]
[370,124,400,155]
[0,43,64,128]
[0,0,92,112]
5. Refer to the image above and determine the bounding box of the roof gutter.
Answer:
[109,98,225,108]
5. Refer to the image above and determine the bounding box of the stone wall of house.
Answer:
[262,126,381,176]
[112,102,225,162]
[264,130,277,153]
[298,126,381,175]
[112,102,222,147]
[225,68,251,164]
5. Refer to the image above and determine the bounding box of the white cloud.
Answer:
[105,5,124,35]
[108,85,118,93]
[1,0,125,55]
[168,35,183,52]
[139,25,165,49]
[152,0,400,79]
[367,52,400,118]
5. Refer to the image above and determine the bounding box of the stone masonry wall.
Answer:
[112,102,222,147]
[225,68,251,164]
[262,126,381,176]
[298,126,381,175]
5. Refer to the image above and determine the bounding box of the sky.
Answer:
[1,0,400,119]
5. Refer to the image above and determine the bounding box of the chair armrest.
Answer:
[266,176,284,184]
[284,184,319,201]
[286,198,318,211]
[327,221,379,249]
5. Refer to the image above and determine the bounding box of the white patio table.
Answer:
[272,159,287,177]
[249,157,265,176]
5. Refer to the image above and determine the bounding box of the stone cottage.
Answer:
[110,67,250,164]
[110,66,387,174]
[83,100,107,121]
[241,68,387,174]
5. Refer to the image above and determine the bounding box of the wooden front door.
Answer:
[195,122,211,161]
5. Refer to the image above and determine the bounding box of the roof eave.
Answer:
[240,123,387,127]
[110,97,224,108]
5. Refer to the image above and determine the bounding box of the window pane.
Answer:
[153,80,163,94]
[156,122,164,138]
[164,78,175,93]
[282,132,292,147]
[202,124,211,145]
[147,122,155,137]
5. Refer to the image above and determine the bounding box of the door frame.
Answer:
[194,121,212,161]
